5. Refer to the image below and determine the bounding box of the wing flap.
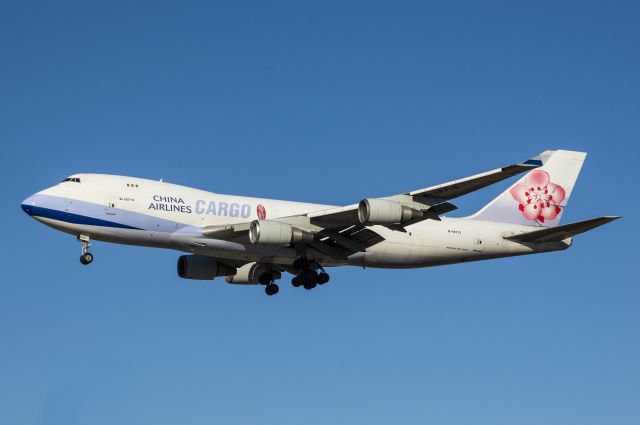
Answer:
[314,225,386,258]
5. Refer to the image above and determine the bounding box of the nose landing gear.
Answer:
[80,252,94,265]
[78,235,94,265]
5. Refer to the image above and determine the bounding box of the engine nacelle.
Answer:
[177,255,237,280]
[249,220,313,244]
[225,262,282,285]
[358,198,423,225]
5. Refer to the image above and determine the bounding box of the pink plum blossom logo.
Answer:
[256,204,267,220]
[510,170,566,223]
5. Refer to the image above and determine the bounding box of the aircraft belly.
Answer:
[357,242,413,268]
[359,220,494,268]
[359,242,476,268]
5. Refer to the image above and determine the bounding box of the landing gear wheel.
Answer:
[301,269,318,290]
[302,269,315,283]
[78,235,93,265]
[316,272,330,285]
[291,275,303,287]
[265,283,279,296]
[80,252,93,265]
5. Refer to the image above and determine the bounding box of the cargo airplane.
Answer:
[21,150,618,296]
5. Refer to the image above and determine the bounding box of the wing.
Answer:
[200,219,384,260]
[392,156,545,203]
[305,151,546,226]
[200,151,547,260]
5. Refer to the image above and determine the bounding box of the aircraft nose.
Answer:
[21,194,37,215]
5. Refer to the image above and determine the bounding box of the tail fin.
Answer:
[469,150,587,227]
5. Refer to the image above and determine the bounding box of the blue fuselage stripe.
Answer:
[23,205,142,230]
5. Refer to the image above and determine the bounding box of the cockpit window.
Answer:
[62,177,81,183]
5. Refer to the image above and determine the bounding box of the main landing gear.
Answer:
[291,258,330,290]
[257,269,281,296]
[78,235,94,265]
[255,258,331,296]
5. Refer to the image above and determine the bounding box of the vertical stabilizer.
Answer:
[469,150,586,227]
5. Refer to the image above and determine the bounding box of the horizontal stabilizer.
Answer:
[504,216,620,243]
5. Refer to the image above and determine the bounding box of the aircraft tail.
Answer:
[469,150,587,227]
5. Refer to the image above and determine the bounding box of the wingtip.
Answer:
[521,158,543,167]
[522,149,556,167]
[521,149,589,168]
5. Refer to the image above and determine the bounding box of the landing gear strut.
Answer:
[258,269,281,296]
[78,235,93,265]
[291,258,330,290]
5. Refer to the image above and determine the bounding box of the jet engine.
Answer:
[225,262,282,284]
[177,255,237,280]
[249,220,313,244]
[358,198,423,225]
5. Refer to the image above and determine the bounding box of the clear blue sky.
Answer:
[1,1,638,424]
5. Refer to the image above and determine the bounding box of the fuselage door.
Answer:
[472,236,485,253]
[106,198,117,216]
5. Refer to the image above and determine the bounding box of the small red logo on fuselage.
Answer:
[257,204,266,220]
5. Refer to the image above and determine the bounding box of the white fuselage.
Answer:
[21,174,569,269]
